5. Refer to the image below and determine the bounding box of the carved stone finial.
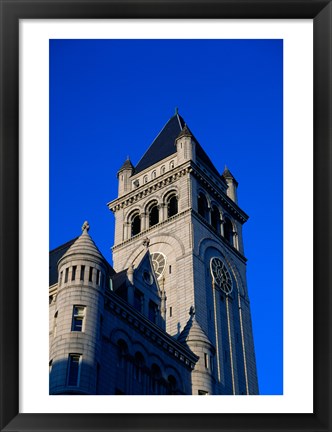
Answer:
[82,221,90,232]
[142,237,150,248]
[189,305,195,317]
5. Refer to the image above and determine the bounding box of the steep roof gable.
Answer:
[134,112,221,177]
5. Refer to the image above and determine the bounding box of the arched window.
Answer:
[149,202,159,227]
[169,160,175,169]
[167,195,178,218]
[131,213,141,237]
[167,375,177,395]
[134,352,145,383]
[117,339,128,368]
[143,175,148,184]
[198,192,209,221]
[152,170,157,179]
[223,217,233,246]
[211,205,221,232]
[161,165,166,175]
[151,364,162,394]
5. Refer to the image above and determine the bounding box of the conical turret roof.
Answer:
[58,221,105,264]
[222,166,238,182]
[118,157,134,173]
[178,307,214,347]
[176,123,193,139]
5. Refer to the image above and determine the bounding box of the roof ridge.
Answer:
[134,114,179,170]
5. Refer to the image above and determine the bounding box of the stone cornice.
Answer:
[104,290,198,370]
[107,163,192,212]
[108,160,248,224]
[190,162,248,223]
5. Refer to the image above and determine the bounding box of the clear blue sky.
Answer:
[50,39,283,395]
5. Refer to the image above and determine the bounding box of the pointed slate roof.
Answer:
[134,113,221,177]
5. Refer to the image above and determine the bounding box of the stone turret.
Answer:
[222,166,238,204]
[50,222,108,395]
[178,307,216,395]
[117,157,134,197]
[175,123,196,164]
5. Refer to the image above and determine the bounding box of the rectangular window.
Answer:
[71,305,85,332]
[72,266,77,281]
[59,271,63,285]
[64,268,69,283]
[204,353,209,369]
[89,267,93,282]
[169,265,172,274]
[96,269,100,285]
[198,390,209,395]
[67,354,81,386]
[148,301,157,323]
[134,290,143,313]
[169,306,172,317]
[80,265,85,281]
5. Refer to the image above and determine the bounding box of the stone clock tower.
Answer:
[108,111,259,395]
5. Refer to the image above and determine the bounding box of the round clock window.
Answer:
[151,252,166,280]
[210,257,233,294]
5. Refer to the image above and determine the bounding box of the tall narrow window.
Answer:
[71,305,85,332]
[167,375,177,395]
[131,214,141,236]
[197,193,209,221]
[211,205,220,232]
[148,301,157,323]
[89,267,93,282]
[64,268,69,283]
[204,353,209,369]
[67,354,81,386]
[223,217,233,246]
[134,289,143,313]
[96,269,100,285]
[80,265,85,281]
[149,203,159,227]
[53,311,58,338]
[169,306,172,317]
[167,195,178,218]
[59,271,63,286]
[71,266,77,281]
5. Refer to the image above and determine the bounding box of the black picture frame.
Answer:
[0,1,331,431]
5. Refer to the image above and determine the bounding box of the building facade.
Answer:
[49,112,259,395]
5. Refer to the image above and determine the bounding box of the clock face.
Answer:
[210,257,233,294]
[151,252,167,280]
